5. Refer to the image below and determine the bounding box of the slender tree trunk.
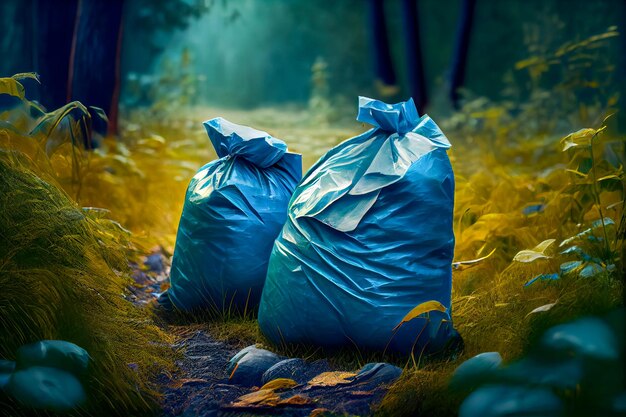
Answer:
[449,0,477,108]
[368,0,397,88]
[401,0,427,114]
[35,0,78,109]
[68,0,124,135]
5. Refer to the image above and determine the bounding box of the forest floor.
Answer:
[2,88,621,416]
[117,105,622,417]
[125,108,411,416]
[131,249,404,417]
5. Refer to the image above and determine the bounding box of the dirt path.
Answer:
[129,250,403,417]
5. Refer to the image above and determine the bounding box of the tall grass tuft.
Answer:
[0,75,175,415]
[0,152,173,416]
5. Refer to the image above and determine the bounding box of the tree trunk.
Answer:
[401,0,427,114]
[449,0,477,108]
[368,0,397,89]
[34,0,78,109]
[68,0,124,135]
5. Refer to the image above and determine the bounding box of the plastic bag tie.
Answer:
[204,117,287,168]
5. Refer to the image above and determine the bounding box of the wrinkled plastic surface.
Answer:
[168,118,301,312]
[258,97,457,354]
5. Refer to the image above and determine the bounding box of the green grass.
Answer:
[374,269,622,417]
[1,63,623,415]
[0,153,173,416]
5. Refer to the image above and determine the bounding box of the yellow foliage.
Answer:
[393,301,448,331]
[260,378,299,391]
[307,371,357,387]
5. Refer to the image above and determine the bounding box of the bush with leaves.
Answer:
[0,74,175,415]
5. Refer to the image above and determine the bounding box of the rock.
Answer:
[16,340,89,375]
[144,252,165,273]
[132,270,150,285]
[6,366,87,411]
[227,346,283,387]
[353,363,403,387]
[459,385,563,417]
[499,357,584,389]
[226,345,256,374]
[541,317,619,360]
[0,360,15,390]
[0,373,10,390]
[0,359,15,373]
[262,358,331,385]
[450,352,502,391]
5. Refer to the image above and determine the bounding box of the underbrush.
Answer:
[0,154,173,416]
[1,25,623,416]
[376,26,624,416]
[0,76,175,415]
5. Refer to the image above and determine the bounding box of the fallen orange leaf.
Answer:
[306,371,356,387]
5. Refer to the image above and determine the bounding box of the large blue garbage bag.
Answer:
[258,97,458,354]
[167,118,301,312]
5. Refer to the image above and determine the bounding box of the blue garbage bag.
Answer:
[167,118,301,312]
[258,97,457,354]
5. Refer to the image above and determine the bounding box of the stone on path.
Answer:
[132,251,403,416]
[262,358,331,385]
[227,345,284,387]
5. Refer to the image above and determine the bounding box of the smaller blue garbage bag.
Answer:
[258,97,458,354]
[167,118,301,312]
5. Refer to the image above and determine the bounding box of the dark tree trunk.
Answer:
[449,0,477,108]
[401,0,427,114]
[34,0,78,109]
[368,0,397,88]
[1,0,35,83]
[68,0,124,135]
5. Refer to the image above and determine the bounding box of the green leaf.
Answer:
[513,239,555,263]
[526,302,557,317]
[565,169,588,178]
[524,273,559,286]
[560,261,583,275]
[597,174,622,181]
[560,128,596,151]
[11,72,41,83]
[0,77,25,99]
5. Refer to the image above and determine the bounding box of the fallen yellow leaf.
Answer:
[393,300,447,331]
[278,394,312,406]
[260,378,298,391]
[306,371,356,387]
[229,389,279,408]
